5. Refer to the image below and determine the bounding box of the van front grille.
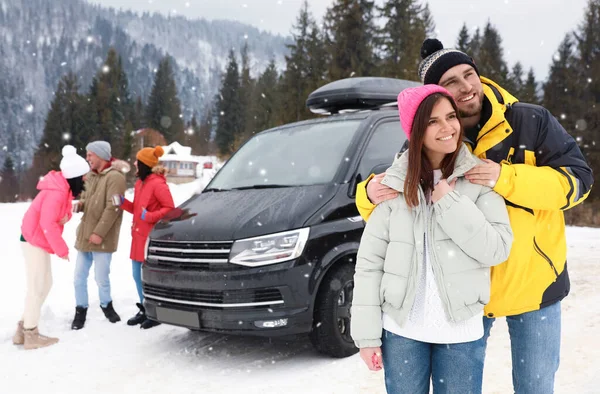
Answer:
[143,284,284,309]
[147,239,239,270]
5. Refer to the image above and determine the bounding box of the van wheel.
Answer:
[309,263,358,358]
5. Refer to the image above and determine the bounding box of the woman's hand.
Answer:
[359,347,383,371]
[431,178,457,203]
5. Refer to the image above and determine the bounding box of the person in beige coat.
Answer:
[71,141,129,330]
[350,85,513,394]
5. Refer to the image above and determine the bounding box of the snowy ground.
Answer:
[1,178,599,394]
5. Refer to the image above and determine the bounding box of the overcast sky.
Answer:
[87,0,589,80]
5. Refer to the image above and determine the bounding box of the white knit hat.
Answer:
[60,145,90,179]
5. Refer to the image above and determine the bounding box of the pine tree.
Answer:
[324,0,377,81]
[506,62,524,97]
[145,56,185,143]
[468,27,482,60]
[131,96,145,130]
[251,60,280,136]
[378,0,435,80]
[239,43,255,139]
[520,68,539,104]
[32,73,85,177]
[543,35,579,128]
[476,21,509,85]
[306,19,329,91]
[0,154,19,202]
[456,23,470,53]
[88,48,132,158]
[197,109,215,155]
[214,50,243,157]
[571,0,600,198]
[279,1,314,124]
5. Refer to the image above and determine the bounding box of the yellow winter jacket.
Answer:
[356,77,593,318]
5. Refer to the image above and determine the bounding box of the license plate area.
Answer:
[156,307,200,328]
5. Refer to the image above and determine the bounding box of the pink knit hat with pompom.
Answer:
[397,84,454,140]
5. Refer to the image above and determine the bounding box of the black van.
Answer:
[142,77,419,358]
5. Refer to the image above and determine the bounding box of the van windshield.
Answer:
[207,120,362,189]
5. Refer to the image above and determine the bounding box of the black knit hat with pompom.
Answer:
[417,38,479,84]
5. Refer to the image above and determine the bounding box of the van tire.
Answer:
[309,263,358,358]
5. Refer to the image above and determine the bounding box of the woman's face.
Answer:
[422,97,461,165]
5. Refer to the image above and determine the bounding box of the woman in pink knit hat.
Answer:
[14,145,89,350]
[351,85,513,393]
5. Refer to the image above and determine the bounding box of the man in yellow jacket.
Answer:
[356,38,593,393]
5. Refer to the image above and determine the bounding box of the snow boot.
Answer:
[140,318,161,330]
[23,327,59,350]
[127,303,146,326]
[101,301,121,323]
[12,320,24,345]
[71,306,87,330]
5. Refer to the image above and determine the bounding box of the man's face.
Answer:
[86,151,105,171]
[438,64,484,119]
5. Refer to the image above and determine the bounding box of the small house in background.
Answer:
[160,141,218,184]
[133,128,168,152]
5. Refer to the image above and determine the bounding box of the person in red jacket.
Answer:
[15,145,89,349]
[119,145,174,329]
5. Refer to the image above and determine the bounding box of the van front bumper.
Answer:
[141,260,315,336]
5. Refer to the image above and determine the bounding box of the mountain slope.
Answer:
[0,0,288,168]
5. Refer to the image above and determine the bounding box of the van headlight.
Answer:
[229,228,310,267]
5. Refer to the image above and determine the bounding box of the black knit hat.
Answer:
[417,38,479,84]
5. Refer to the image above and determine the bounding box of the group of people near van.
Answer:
[13,142,174,350]
[10,36,593,393]
[351,38,593,393]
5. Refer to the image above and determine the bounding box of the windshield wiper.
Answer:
[203,187,231,192]
[231,184,293,190]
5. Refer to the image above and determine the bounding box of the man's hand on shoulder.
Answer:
[465,159,501,188]
[366,173,399,205]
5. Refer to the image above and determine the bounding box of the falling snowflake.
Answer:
[63,133,71,141]
[86,36,94,43]
[102,65,110,74]
[256,221,262,226]
[2,146,7,151]
[60,62,67,66]
[244,34,248,40]
[160,116,172,128]
[576,119,587,131]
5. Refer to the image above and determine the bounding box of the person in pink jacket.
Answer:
[14,145,90,350]
[119,145,175,329]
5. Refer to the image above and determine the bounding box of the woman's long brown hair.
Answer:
[403,93,464,208]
